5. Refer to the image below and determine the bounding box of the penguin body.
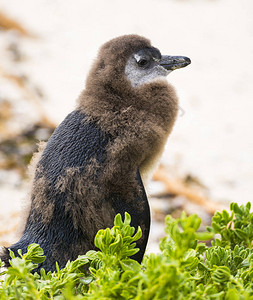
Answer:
[0,35,190,271]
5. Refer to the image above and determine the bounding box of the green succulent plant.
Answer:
[0,202,252,299]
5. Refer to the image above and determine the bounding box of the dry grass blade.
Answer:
[0,225,18,238]
[0,11,31,37]
[153,165,226,214]
[0,66,56,129]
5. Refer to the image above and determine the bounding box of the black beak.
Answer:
[160,55,191,71]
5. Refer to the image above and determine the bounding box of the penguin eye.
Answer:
[134,54,150,68]
[137,58,149,68]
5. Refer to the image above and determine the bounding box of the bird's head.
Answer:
[85,34,190,95]
[80,35,190,135]
[125,47,191,87]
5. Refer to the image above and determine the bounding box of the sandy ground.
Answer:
[0,0,253,253]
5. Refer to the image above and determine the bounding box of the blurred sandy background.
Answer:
[0,0,252,252]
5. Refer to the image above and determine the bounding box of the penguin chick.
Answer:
[0,35,190,272]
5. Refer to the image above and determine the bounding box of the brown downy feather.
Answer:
[77,35,178,197]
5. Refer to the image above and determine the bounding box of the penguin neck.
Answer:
[77,79,178,136]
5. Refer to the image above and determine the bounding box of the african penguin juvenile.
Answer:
[0,35,191,272]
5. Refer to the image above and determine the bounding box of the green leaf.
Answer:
[195,231,214,241]
[123,212,131,226]
[120,259,141,272]
[0,203,252,299]
[114,213,123,227]
[234,228,248,240]
[109,234,123,254]
[212,266,231,283]
[132,226,142,242]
